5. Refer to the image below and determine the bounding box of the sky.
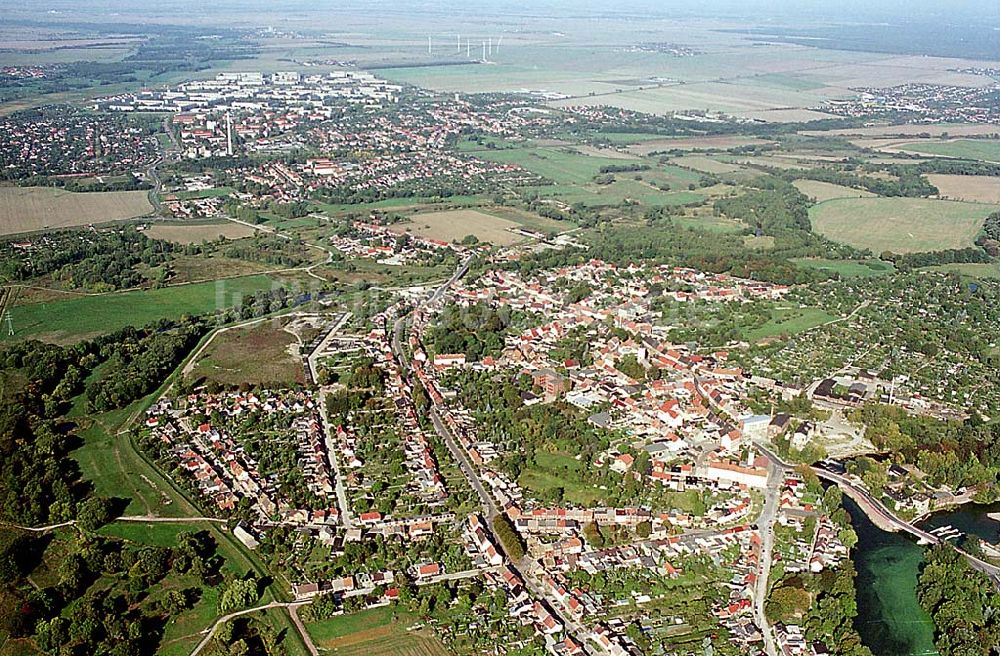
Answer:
[1,0,997,40]
[3,0,998,22]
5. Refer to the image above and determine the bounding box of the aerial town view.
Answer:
[1,1,1000,655]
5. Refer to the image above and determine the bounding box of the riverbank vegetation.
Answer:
[917,545,1000,655]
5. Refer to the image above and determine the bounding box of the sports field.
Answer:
[927,174,1000,204]
[400,209,524,245]
[744,307,837,342]
[0,186,152,235]
[792,180,876,202]
[925,262,1000,279]
[809,197,994,253]
[144,221,258,244]
[5,274,280,343]
[895,139,1000,163]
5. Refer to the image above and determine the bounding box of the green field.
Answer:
[454,135,520,152]
[457,143,709,208]
[520,452,608,506]
[792,258,895,278]
[65,377,290,656]
[305,606,446,656]
[592,132,671,144]
[100,520,219,547]
[809,197,996,254]
[533,451,584,472]
[744,307,836,342]
[792,179,876,202]
[187,320,306,388]
[661,489,708,515]
[673,215,745,233]
[473,146,629,185]
[6,274,280,343]
[315,194,487,215]
[306,607,411,642]
[73,405,190,517]
[925,261,1000,279]
[524,182,704,208]
[648,165,704,187]
[749,72,827,91]
[897,139,1000,163]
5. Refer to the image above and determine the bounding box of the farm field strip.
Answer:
[143,221,259,244]
[928,174,1000,204]
[0,186,153,235]
[792,180,876,202]
[399,209,526,245]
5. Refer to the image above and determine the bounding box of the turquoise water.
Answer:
[844,496,939,656]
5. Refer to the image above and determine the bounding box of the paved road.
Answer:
[428,403,596,652]
[0,520,76,533]
[1,514,227,533]
[288,604,321,656]
[430,409,498,520]
[317,387,355,530]
[117,515,228,524]
[753,458,783,656]
[145,156,164,213]
[145,115,178,214]
[305,312,352,384]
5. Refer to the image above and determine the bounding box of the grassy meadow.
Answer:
[809,197,995,253]
[896,139,1000,163]
[6,274,281,343]
[186,320,306,388]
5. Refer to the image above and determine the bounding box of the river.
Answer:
[845,496,1000,656]
[916,501,1000,545]
[843,496,938,656]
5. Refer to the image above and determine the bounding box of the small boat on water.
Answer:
[929,525,963,541]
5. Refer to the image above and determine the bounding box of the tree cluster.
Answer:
[87,319,206,412]
[427,303,521,361]
[714,177,812,234]
[0,229,175,291]
[918,545,1000,655]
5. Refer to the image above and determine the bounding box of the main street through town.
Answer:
[754,458,783,656]
[389,256,601,654]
